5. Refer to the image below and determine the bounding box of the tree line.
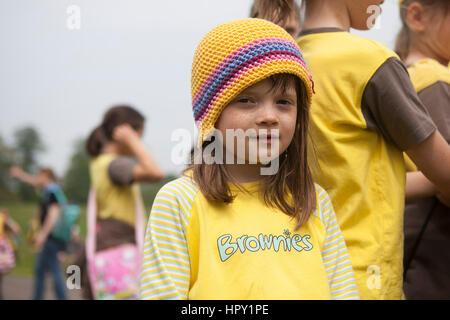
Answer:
[0,126,176,207]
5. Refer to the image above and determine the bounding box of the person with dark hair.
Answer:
[79,105,164,299]
[9,166,68,300]
[250,0,301,39]
[395,0,450,299]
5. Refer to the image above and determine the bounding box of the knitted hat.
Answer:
[191,18,314,148]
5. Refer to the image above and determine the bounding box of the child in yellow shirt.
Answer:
[396,0,450,299]
[139,18,359,300]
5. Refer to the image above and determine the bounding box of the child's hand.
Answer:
[33,232,46,250]
[113,124,140,147]
[9,166,23,178]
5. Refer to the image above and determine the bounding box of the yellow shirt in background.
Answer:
[298,29,435,299]
[90,153,140,226]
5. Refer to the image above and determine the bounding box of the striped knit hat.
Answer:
[191,18,314,148]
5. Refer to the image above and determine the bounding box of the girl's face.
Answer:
[345,0,385,30]
[215,77,298,164]
[424,8,450,63]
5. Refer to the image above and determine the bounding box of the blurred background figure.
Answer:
[250,0,301,39]
[0,208,20,300]
[9,166,68,300]
[78,105,164,299]
[396,0,450,300]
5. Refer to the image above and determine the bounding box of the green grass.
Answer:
[3,200,157,277]
[1,175,177,276]
[1,201,87,276]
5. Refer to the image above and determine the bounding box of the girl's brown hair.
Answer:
[396,0,450,61]
[39,167,58,182]
[184,73,316,230]
[250,0,300,27]
[86,105,145,157]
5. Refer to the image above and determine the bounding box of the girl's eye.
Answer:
[277,99,293,106]
[235,98,255,104]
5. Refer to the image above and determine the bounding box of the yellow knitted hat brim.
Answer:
[191,18,314,148]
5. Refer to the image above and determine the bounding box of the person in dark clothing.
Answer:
[397,0,450,299]
[9,166,67,300]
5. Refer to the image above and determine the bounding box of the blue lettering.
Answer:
[245,236,260,252]
[302,235,313,251]
[273,236,287,252]
[236,235,248,253]
[291,234,303,252]
[217,234,238,262]
[259,234,273,250]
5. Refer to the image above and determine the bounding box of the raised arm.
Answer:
[113,124,165,183]
[9,166,41,187]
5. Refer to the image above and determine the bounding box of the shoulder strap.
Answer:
[86,188,97,263]
[403,198,439,280]
[45,183,67,206]
[86,187,145,261]
[134,191,145,253]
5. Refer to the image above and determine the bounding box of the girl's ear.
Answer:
[406,2,427,32]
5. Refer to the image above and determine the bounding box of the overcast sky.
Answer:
[0,0,402,177]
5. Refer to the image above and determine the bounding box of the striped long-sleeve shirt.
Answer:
[139,173,359,300]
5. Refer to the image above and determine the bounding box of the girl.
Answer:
[139,18,359,300]
[270,0,450,299]
[0,209,20,300]
[396,0,450,299]
[250,0,301,39]
[78,105,164,299]
[9,166,67,300]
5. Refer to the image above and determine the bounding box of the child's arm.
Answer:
[9,166,41,187]
[139,184,190,300]
[317,186,359,300]
[5,217,21,234]
[34,203,61,249]
[406,131,450,205]
[405,171,437,202]
[112,124,165,183]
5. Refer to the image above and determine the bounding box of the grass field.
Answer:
[1,176,175,276]
[1,201,87,276]
[2,200,154,276]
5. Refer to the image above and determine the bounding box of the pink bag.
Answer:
[0,237,15,274]
[86,189,145,300]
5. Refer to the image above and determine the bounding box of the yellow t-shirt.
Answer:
[140,173,359,300]
[298,29,435,299]
[408,58,450,93]
[90,153,140,226]
[404,58,450,172]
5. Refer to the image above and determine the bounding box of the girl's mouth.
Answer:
[251,135,280,145]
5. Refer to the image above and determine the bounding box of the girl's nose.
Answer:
[255,102,279,126]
